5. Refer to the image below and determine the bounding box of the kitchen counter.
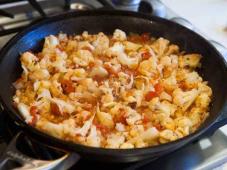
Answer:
[161,0,227,48]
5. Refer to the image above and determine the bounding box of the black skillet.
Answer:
[0,10,226,165]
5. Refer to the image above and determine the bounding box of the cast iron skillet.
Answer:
[0,10,226,164]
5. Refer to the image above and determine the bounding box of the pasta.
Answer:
[13,29,212,148]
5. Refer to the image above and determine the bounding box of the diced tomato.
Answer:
[114,109,127,125]
[50,102,62,116]
[179,81,187,91]
[141,33,150,42]
[61,79,75,94]
[145,91,157,101]
[30,106,38,115]
[142,114,150,124]
[145,83,163,101]
[154,83,163,95]
[142,51,151,60]
[29,114,38,126]
[94,123,110,136]
[88,62,95,68]
[154,123,163,131]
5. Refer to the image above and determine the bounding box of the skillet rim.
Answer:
[0,10,226,157]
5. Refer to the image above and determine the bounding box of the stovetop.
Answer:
[0,0,226,170]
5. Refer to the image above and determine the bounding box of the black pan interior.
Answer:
[0,11,226,162]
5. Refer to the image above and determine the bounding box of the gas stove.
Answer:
[0,0,226,170]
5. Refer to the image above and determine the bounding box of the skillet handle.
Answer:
[0,132,80,170]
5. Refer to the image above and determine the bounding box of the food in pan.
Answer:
[13,29,212,148]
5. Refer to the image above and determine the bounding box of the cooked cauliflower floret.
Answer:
[148,98,176,117]
[138,57,158,76]
[78,41,95,51]
[36,119,64,138]
[21,52,38,71]
[43,35,59,49]
[195,93,211,109]
[117,52,139,69]
[120,142,134,149]
[162,71,177,91]
[113,29,127,41]
[86,125,101,147]
[173,88,199,111]
[29,69,50,81]
[151,37,169,56]
[115,123,125,132]
[123,41,141,51]
[125,108,142,125]
[159,129,178,143]
[90,66,108,78]
[97,109,114,128]
[93,32,109,55]
[198,82,212,96]
[106,133,125,148]
[72,49,94,67]
[179,54,202,68]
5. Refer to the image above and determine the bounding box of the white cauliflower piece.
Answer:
[97,110,114,129]
[120,143,134,149]
[125,108,142,125]
[162,71,177,91]
[113,29,127,41]
[189,107,203,128]
[78,41,95,51]
[50,98,75,113]
[37,88,51,100]
[74,113,95,136]
[101,93,114,106]
[106,133,125,148]
[151,37,169,56]
[138,57,158,77]
[92,32,109,55]
[148,98,176,117]
[90,66,108,78]
[117,52,139,69]
[160,54,178,68]
[173,88,199,111]
[123,41,141,51]
[122,89,143,107]
[86,125,101,147]
[62,118,77,136]
[159,129,178,142]
[174,116,192,128]
[66,40,77,53]
[21,52,38,71]
[29,69,50,81]
[159,101,177,117]
[140,127,159,142]
[107,42,139,69]
[72,49,94,67]
[183,71,202,88]
[51,49,67,72]
[195,93,211,109]
[115,123,125,132]
[43,35,59,49]
[159,91,172,101]
[36,119,64,138]
[198,82,212,96]
[17,103,33,123]
[179,54,202,68]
